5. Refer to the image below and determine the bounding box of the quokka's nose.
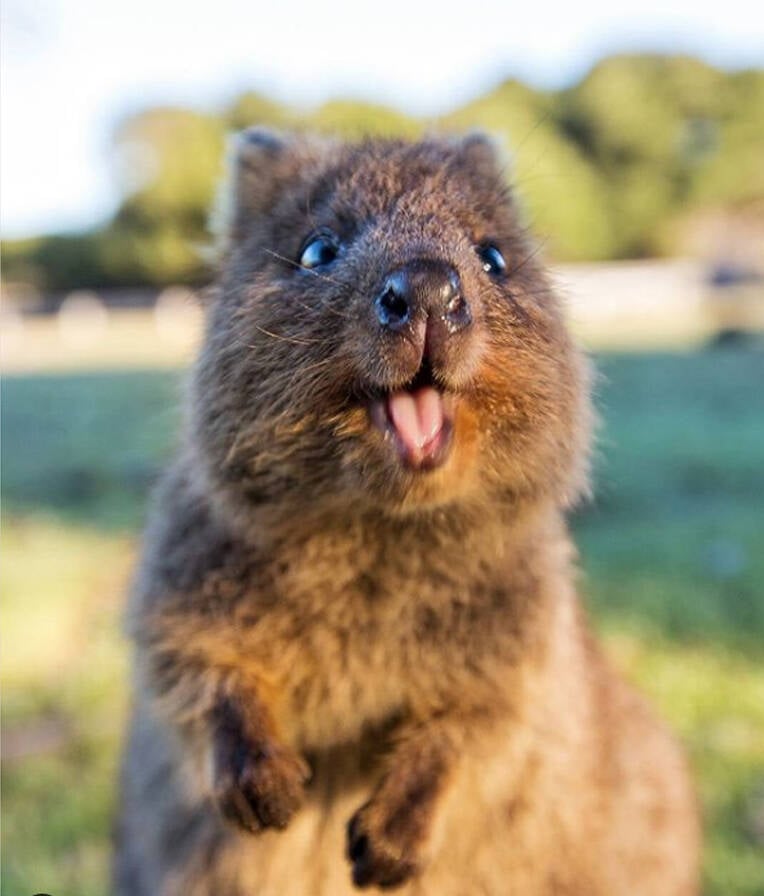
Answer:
[374,260,471,336]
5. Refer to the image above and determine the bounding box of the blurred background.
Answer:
[1,2,763,893]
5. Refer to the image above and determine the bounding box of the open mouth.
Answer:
[368,362,456,471]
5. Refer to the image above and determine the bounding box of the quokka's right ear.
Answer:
[210,127,333,255]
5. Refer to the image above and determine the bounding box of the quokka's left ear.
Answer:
[210,127,335,256]
[453,131,511,180]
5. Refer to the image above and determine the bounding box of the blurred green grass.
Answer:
[2,348,764,895]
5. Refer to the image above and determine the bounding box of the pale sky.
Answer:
[2,0,763,239]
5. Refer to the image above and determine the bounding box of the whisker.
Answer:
[292,296,354,322]
[251,324,322,346]
[300,356,338,375]
[508,239,549,278]
[512,111,552,156]
[262,248,348,290]
[261,247,367,316]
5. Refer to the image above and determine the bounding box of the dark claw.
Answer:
[346,808,416,890]
[349,832,369,864]
[212,739,308,834]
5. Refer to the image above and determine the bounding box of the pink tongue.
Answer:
[387,387,444,458]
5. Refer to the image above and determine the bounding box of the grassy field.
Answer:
[2,348,764,895]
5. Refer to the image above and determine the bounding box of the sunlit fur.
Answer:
[114,132,700,895]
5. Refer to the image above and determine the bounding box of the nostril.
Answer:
[444,292,463,316]
[441,270,461,304]
[376,282,410,329]
[443,293,472,334]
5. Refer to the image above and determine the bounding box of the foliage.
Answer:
[556,55,760,256]
[308,99,421,138]
[688,70,764,207]
[2,54,762,289]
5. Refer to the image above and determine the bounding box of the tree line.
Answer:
[4,53,763,291]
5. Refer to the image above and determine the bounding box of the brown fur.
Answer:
[113,131,700,894]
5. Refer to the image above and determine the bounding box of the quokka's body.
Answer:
[113,132,700,895]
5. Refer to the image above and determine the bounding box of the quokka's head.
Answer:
[192,130,591,520]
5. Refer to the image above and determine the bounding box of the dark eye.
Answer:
[298,233,340,269]
[476,243,506,276]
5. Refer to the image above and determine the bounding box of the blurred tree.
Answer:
[101,107,227,284]
[556,54,759,256]
[687,69,764,207]
[113,107,225,229]
[442,79,616,260]
[307,99,421,138]
[225,90,295,131]
[1,233,104,292]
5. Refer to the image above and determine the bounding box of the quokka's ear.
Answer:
[453,131,511,181]
[210,127,333,254]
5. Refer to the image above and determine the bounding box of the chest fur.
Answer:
[220,549,533,749]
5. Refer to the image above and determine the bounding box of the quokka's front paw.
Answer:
[212,734,310,833]
[346,801,424,889]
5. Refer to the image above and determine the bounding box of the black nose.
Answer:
[375,260,471,335]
